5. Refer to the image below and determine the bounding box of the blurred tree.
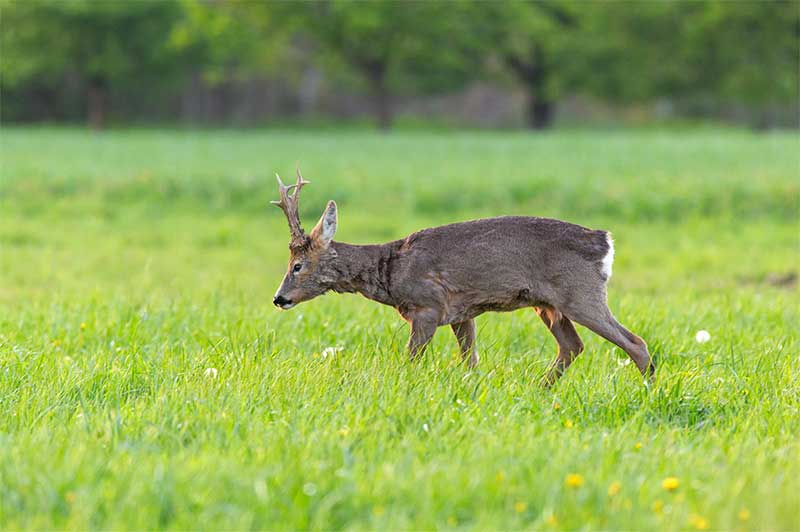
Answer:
[569,1,799,128]
[481,0,798,129]
[164,0,297,122]
[291,0,480,130]
[481,1,581,129]
[1,0,796,129]
[679,0,798,127]
[1,0,187,129]
[557,2,676,104]
[169,0,290,84]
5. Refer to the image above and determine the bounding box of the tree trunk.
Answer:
[367,68,393,131]
[375,84,393,131]
[505,47,554,130]
[524,59,553,129]
[526,95,554,130]
[87,79,107,131]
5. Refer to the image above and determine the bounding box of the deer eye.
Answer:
[292,263,302,273]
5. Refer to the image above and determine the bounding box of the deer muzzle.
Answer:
[273,294,294,310]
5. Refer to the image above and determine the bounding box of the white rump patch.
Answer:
[601,232,615,279]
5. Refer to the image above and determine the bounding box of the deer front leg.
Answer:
[451,319,479,368]
[406,310,439,361]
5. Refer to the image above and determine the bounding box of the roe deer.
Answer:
[271,169,654,385]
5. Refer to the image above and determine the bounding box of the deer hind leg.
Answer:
[451,319,479,368]
[563,296,655,379]
[536,307,585,387]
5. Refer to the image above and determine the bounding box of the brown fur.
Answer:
[273,177,654,385]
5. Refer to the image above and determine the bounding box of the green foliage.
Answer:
[1,1,796,127]
[0,0,185,86]
[481,1,580,99]
[1,128,798,529]
[275,0,482,128]
[0,0,191,126]
[478,0,799,127]
[293,1,478,93]
[680,0,798,106]
[571,1,799,107]
[169,0,291,83]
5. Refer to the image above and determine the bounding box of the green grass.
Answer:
[0,127,798,530]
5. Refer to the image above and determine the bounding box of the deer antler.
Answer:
[271,167,310,240]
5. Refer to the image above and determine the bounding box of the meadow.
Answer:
[0,127,798,530]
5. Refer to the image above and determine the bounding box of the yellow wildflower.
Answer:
[546,514,558,526]
[689,514,709,530]
[634,442,643,450]
[553,402,561,410]
[662,477,680,491]
[651,500,664,514]
[514,501,527,513]
[338,426,350,437]
[608,481,621,496]
[564,419,573,428]
[80,322,87,330]
[565,473,585,488]
[738,509,750,521]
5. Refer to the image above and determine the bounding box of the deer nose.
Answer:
[273,295,292,307]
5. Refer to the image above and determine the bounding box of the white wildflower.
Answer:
[695,330,711,343]
[204,367,218,378]
[321,346,343,359]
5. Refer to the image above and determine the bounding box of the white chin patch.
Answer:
[279,303,295,310]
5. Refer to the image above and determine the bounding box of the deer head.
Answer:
[272,168,338,309]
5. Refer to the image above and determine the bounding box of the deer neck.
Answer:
[329,241,398,306]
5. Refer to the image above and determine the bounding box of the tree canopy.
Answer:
[1,0,797,129]
[2,0,189,128]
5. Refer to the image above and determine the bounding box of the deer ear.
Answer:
[310,200,337,246]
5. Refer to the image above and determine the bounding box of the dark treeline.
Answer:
[1,0,798,130]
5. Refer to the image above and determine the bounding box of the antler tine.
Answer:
[271,171,308,239]
[270,173,288,206]
[295,165,310,194]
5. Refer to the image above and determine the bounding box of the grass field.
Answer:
[0,127,798,530]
